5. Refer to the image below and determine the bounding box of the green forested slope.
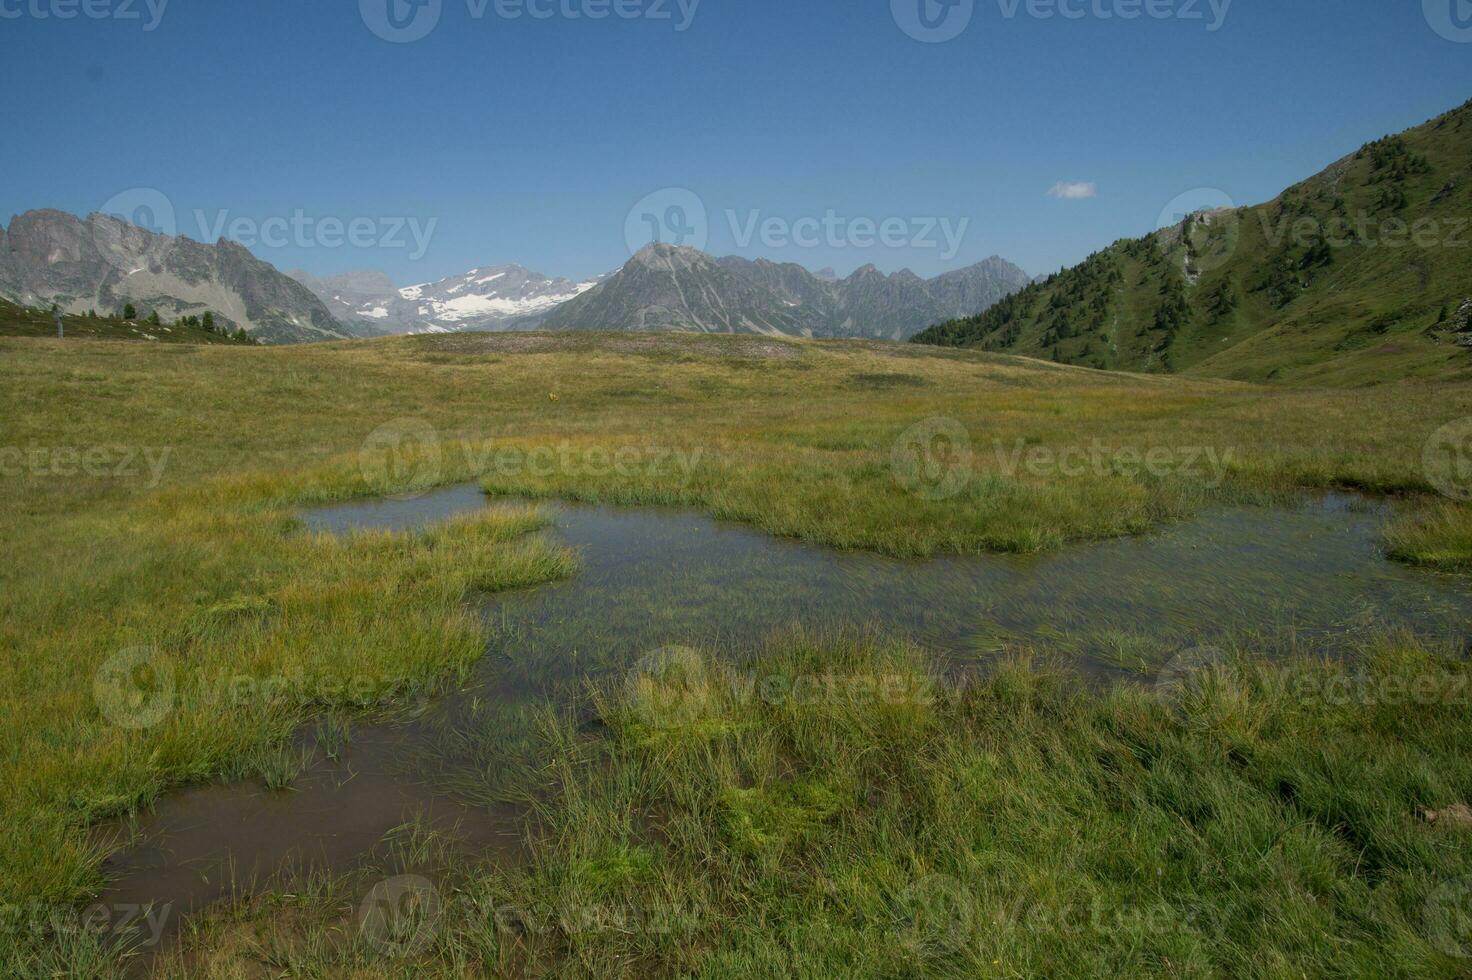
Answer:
[915,98,1472,384]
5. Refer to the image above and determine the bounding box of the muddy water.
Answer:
[99,486,1472,945]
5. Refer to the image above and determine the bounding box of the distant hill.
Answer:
[541,243,1031,340]
[0,210,352,344]
[913,98,1472,384]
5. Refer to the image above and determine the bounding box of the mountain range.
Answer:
[540,244,1032,340]
[9,97,1469,376]
[0,208,1026,344]
[287,248,1030,341]
[0,210,349,344]
[913,97,1472,384]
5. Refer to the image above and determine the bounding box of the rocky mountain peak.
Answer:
[543,245,1031,340]
[0,208,349,343]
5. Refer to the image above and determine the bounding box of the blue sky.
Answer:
[1,0,1468,284]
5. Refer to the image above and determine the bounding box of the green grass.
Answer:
[0,297,256,345]
[3,329,1472,974]
[0,463,576,905]
[145,632,1472,978]
[1386,499,1472,572]
[4,329,1471,554]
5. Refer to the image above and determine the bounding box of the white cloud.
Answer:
[1047,181,1098,200]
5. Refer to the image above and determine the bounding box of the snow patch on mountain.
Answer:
[294,263,609,334]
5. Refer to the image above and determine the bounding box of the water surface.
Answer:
[100,486,1472,945]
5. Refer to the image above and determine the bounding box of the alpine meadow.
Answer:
[4,4,1472,978]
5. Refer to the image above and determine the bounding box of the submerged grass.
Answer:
[0,454,576,917]
[149,631,1472,978]
[3,331,1472,973]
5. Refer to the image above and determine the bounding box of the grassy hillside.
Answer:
[4,332,1472,975]
[915,98,1472,384]
[0,298,257,345]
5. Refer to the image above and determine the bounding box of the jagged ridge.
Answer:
[543,243,1031,340]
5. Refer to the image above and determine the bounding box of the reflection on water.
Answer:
[100,485,1472,941]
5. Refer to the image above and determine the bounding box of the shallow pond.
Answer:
[100,485,1472,944]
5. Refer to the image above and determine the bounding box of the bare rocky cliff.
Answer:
[0,210,350,344]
